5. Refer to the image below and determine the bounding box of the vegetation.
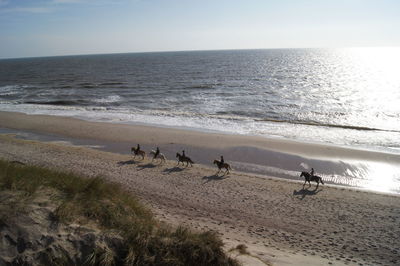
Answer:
[230,244,249,255]
[0,160,239,266]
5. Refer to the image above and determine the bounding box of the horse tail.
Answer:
[189,158,194,164]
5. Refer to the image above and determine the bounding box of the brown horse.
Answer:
[213,159,232,174]
[131,147,145,160]
[176,152,194,167]
[300,171,324,188]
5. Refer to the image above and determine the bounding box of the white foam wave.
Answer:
[93,95,121,103]
[0,85,25,95]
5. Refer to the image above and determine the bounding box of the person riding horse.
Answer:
[154,147,160,159]
[310,168,315,177]
[220,155,224,164]
[300,171,324,187]
[131,144,145,160]
[182,150,186,158]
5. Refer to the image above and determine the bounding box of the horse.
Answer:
[213,159,232,174]
[176,152,194,167]
[131,147,145,160]
[150,150,166,163]
[300,171,324,188]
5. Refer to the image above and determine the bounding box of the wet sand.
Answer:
[1,111,400,265]
[1,111,400,193]
[1,111,400,163]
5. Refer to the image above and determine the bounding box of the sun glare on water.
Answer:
[336,47,400,131]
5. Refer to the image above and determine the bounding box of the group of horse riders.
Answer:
[132,144,321,182]
[131,144,231,173]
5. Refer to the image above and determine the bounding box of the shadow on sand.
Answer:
[163,166,185,174]
[136,163,157,171]
[117,160,136,166]
[202,173,229,184]
[293,187,321,200]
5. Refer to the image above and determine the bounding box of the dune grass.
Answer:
[0,160,239,266]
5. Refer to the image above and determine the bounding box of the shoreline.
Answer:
[1,110,400,194]
[2,110,400,160]
[0,133,399,265]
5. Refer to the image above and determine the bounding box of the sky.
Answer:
[0,0,399,59]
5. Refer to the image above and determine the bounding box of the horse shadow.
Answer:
[163,167,185,174]
[202,173,228,184]
[136,163,157,170]
[293,187,321,200]
[117,160,136,166]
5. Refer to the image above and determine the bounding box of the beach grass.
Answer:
[0,159,239,266]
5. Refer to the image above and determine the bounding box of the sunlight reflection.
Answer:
[361,162,400,193]
[310,47,400,134]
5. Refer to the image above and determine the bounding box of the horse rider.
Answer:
[154,147,160,159]
[310,168,315,177]
[182,150,186,158]
[220,155,224,164]
[136,144,140,152]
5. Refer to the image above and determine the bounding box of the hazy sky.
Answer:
[1,0,399,58]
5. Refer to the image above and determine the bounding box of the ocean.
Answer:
[1,48,400,154]
[1,48,400,192]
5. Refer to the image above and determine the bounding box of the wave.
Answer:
[100,82,126,86]
[186,85,214,90]
[256,118,400,133]
[93,95,121,103]
[78,82,97,88]
[23,100,89,106]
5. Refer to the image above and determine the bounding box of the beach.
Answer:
[1,111,400,193]
[1,111,400,265]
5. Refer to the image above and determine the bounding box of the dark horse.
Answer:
[131,146,145,160]
[300,171,324,188]
[176,152,194,167]
[213,159,232,174]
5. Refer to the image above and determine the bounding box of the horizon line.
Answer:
[1,45,399,60]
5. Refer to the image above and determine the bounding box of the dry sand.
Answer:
[1,112,400,265]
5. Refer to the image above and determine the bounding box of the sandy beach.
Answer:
[1,112,400,265]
